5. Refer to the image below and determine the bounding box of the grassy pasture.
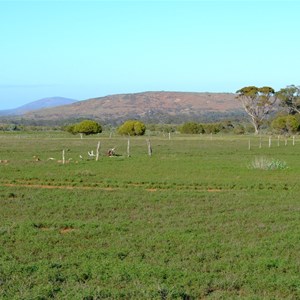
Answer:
[0,132,300,299]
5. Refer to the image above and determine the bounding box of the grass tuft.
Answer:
[249,156,288,170]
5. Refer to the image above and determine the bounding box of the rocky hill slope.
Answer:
[23,91,243,124]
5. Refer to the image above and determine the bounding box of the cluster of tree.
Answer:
[63,120,147,137]
[179,117,300,135]
[271,115,300,134]
[179,121,253,135]
[236,85,300,134]
[276,85,300,114]
[0,124,63,132]
[0,124,21,131]
[144,124,177,133]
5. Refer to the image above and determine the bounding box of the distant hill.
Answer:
[22,91,243,124]
[0,97,77,116]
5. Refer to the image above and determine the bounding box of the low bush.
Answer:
[118,120,146,136]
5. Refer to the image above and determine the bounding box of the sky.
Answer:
[0,0,299,109]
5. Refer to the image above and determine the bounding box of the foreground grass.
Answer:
[0,133,299,299]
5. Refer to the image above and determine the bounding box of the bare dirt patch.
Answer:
[60,227,76,234]
[1,183,116,191]
[146,188,157,192]
[207,189,223,192]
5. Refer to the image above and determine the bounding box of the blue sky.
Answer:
[0,0,299,109]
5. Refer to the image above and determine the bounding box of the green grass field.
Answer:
[0,132,299,299]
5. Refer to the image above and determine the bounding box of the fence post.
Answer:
[96,141,101,161]
[146,139,152,156]
[127,137,130,157]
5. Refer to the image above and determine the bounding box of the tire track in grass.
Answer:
[0,181,225,192]
[1,183,116,191]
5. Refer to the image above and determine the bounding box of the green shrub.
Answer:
[202,122,223,134]
[180,122,204,134]
[64,124,76,135]
[118,120,146,136]
[233,124,245,134]
[69,120,102,135]
[271,115,300,134]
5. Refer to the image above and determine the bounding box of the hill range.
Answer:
[20,91,243,124]
[0,97,77,116]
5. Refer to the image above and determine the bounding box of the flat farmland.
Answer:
[0,132,299,299]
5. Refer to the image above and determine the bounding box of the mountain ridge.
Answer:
[0,97,77,116]
[22,91,242,124]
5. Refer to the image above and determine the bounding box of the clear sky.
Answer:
[0,0,299,109]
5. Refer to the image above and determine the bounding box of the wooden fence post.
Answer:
[127,137,130,157]
[146,139,152,156]
[96,141,101,161]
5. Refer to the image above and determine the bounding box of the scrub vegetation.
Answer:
[0,132,299,299]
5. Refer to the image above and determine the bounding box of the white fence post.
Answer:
[96,141,101,161]
[127,137,130,157]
